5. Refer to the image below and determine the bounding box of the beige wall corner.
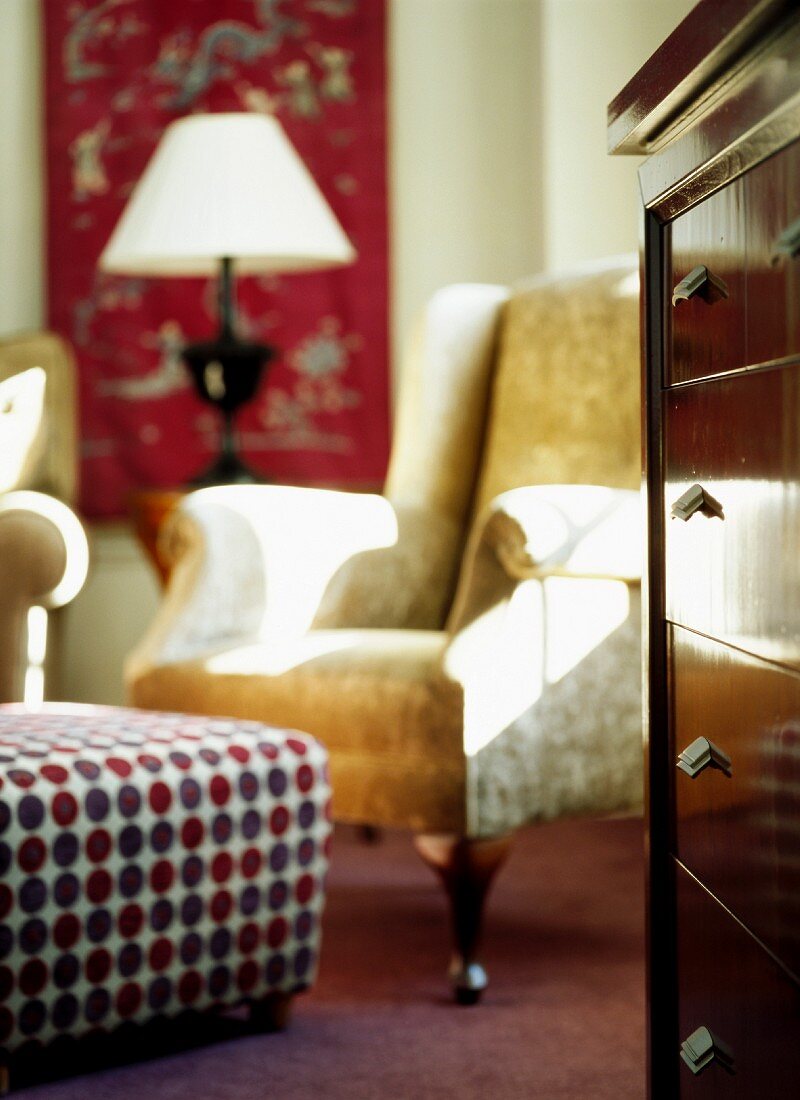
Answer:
[59,526,160,706]
[389,0,544,386]
[0,0,43,336]
[540,0,697,272]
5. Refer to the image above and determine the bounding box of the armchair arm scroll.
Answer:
[0,491,89,701]
[0,491,88,608]
[447,483,641,639]
[481,484,642,582]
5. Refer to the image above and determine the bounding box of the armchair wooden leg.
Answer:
[356,824,383,845]
[0,1063,9,1096]
[414,832,513,1005]
[250,991,293,1032]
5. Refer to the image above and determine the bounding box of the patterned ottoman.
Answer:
[0,704,331,1085]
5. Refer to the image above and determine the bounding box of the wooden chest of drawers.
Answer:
[610,2,800,1095]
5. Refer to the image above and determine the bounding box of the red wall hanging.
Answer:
[43,0,389,519]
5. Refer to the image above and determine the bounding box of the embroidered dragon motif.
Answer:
[152,0,306,107]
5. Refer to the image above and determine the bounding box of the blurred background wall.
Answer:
[0,0,695,704]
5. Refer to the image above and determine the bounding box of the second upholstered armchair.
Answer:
[127,259,643,1001]
[0,335,89,702]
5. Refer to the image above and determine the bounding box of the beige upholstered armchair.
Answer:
[128,258,642,1001]
[0,334,89,702]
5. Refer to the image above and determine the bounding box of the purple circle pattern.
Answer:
[150,821,173,853]
[52,833,78,868]
[211,814,232,844]
[179,778,201,809]
[119,865,143,898]
[181,856,203,888]
[18,796,44,831]
[180,933,202,965]
[86,910,111,944]
[85,789,109,822]
[53,873,79,908]
[268,769,287,797]
[54,954,79,989]
[150,900,173,933]
[0,706,330,1050]
[239,885,260,916]
[241,810,261,839]
[238,772,258,800]
[19,878,47,914]
[118,825,142,858]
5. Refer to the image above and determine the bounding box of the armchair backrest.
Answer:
[352,263,639,634]
[383,283,509,525]
[473,258,640,516]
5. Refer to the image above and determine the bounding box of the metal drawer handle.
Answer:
[676,736,732,779]
[771,215,800,265]
[672,264,730,306]
[670,483,724,521]
[680,1026,735,1076]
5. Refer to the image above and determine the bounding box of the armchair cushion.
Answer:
[311,504,462,630]
[133,629,466,833]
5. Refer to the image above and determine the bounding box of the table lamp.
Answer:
[99,112,356,484]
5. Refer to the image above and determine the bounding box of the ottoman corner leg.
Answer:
[250,991,294,1033]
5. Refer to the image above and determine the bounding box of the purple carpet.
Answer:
[16,816,645,1099]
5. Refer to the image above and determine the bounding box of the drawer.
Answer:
[668,179,746,386]
[664,364,800,666]
[675,861,800,1097]
[746,142,800,368]
[670,626,800,977]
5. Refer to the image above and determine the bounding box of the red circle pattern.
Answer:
[0,706,331,1050]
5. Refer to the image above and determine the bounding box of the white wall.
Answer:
[0,0,696,704]
[389,0,543,366]
[0,0,44,332]
[59,526,160,704]
[540,0,697,271]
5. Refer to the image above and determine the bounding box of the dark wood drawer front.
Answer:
[676,862,800,1096]
[676,863,800,1097]
[669,180,746,386]
[664,365,800,667]
[746,143,800,369]
[671,626,800,977]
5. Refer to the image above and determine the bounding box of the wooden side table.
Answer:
[128,488,185,587]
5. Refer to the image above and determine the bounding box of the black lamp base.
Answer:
[181,336,275,488]
[187,450,263,488]
[179,257,276,488]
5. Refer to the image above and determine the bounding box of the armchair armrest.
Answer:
[0,491,89,701]
[126,484,397,679]
[442,485,643,834]
[447,484,641,639]
[0,491,88,608]
[481,484,642,582]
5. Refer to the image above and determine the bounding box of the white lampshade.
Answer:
[99,113,356,277]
